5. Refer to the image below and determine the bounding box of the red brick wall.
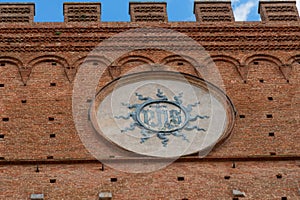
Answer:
[0,21,299,199]
[0,161,299,199]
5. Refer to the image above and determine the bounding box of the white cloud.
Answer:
[233,0,256,21]
[297,0,300,12]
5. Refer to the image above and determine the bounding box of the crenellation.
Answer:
[129,2,168,22]
[0,1,299,23]
[259,0,299,22]
[0,3,35,23]
[194,0,235,22]
[63,2,101,22]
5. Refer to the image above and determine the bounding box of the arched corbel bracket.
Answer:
[19,66,32,85]
[64,66,76,83]
[238,64,249,83]
[108,65,121,80]
[279,64,292,82]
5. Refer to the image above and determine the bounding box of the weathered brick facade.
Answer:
[0,1,299,199]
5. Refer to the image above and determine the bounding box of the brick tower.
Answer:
[0,1,299,199]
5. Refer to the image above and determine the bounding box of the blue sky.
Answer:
[0,0,298,22]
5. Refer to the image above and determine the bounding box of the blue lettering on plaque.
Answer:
[115,89,209,147]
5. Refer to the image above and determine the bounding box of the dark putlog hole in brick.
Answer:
[266,114,273,118]
[50,179,56,183]
[110,178,117,182]
[2,118,9,122]
[276,174,282,179]
[232,162,236,168]
[35,165,40,173]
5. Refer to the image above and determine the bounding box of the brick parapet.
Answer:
[259,0,299,22]
[194,0,235,22]
[0,3,35,23]
[129,2,168,22]
[63,2,101,23]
